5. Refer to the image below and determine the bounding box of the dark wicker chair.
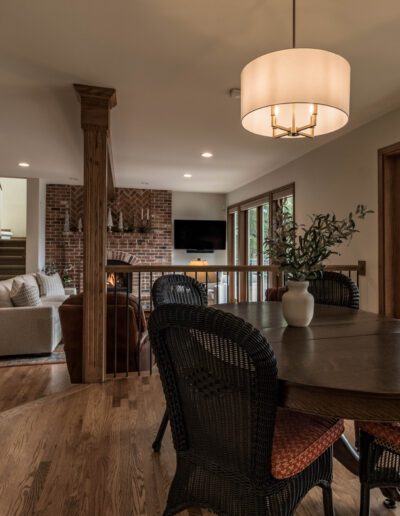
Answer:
[309,271,359,309]
[265,271,360,309]
[152,273,208,308]
[356,422,400,514]
[149,304,344,516]
[151,274,208,452]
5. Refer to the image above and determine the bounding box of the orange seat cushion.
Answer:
[272,409,344,480]
[357,421,400,453]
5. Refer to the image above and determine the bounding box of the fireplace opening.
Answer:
[107,259,132,293]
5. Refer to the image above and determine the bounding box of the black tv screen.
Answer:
[174,219,226,251]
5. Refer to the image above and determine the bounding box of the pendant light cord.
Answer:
[292,0,296,48]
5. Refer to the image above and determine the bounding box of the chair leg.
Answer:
[359,484,370,516]
[152,409,169,452]
[321,483,335,516]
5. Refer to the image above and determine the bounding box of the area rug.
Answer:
[0,343,66,368]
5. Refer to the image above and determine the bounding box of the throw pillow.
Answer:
[36,272,65,296]
[0,283,13,308]
[10,280,42,307]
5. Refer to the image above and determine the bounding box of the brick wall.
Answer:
[45,185,172,291]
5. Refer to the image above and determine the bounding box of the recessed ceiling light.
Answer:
[183,173,192,178]
[201,152,213,158]
[69,177,79,181]
[18,162,30,167]
[141,181,150,186]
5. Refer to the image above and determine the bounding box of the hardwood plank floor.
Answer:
[0,365,397,515]
[0,363,71,412]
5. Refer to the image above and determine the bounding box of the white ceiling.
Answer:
[1,0,400,193]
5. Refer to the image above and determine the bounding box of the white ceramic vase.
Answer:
[282,280,314,327]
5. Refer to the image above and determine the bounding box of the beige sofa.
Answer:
[0,273,69,356]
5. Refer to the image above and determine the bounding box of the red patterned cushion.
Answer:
[271,409,344,480]
[357,421,400,453]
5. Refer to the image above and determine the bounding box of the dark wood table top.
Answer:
[216,302,400,421]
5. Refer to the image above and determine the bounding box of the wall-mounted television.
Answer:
[174,219,226,251]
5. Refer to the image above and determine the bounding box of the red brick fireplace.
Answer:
[106,251,140,292]
[45,185,172,291]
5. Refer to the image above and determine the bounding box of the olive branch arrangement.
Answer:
[265,205,373,281]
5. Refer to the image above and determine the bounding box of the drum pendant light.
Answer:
[241,0,351,138]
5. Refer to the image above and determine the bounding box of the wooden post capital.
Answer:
[74,84,117,130]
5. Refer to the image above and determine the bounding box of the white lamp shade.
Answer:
[241,48,350,137]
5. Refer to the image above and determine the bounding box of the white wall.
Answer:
[172,191,227,265]
[26,178,46,273]
[0,177,27,236]
[228,107,400,313]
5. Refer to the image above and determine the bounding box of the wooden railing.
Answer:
[104,261,366,378]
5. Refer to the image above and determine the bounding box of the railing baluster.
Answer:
[149,272,153,311]
[149,271,153,375]
[138,271,141,376]
[216,271,219,304]
[113,280,117,378]
[126,280,129,377]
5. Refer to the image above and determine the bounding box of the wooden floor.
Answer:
[0,364,397,516]
[0,363,71,412]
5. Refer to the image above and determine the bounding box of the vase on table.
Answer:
[282,280,314,327]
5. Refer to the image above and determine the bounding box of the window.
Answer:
[233,210,239,265]
[262,201,270,290]
[227,183,295,300]
[247,207,258,301]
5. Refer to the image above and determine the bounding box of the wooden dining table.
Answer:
[216,302,400,501]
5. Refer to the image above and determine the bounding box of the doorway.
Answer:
[379,142,400,317]
[0,177,27,279]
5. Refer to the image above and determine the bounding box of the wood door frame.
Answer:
[378,141,400,315]
[226,182,295,292]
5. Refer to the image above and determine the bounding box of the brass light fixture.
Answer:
[241,0,351,138]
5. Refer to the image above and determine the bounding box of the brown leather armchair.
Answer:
[59,292,147,382]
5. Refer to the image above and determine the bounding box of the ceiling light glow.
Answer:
[184,173,192,178]
[201,152,213,158]
[18,162,30,167]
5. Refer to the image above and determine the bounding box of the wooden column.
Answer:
[74,84,117,382]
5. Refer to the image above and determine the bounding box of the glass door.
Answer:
[247,207,258,301]
[262,202,270,292]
